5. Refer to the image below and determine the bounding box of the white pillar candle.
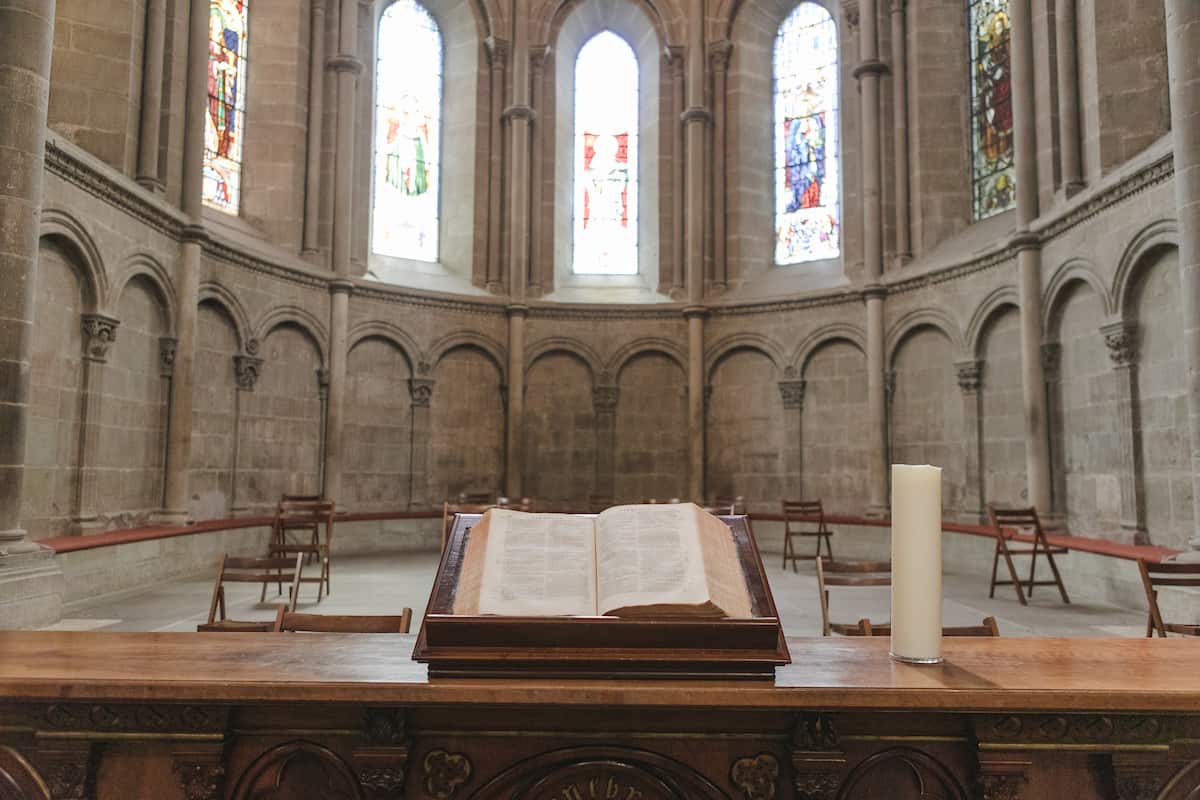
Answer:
[890,464,943,663]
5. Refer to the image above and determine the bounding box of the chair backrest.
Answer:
[783,499,824,522]
[987,504,1042,535]
[280,493,322,503]
[458,491,494,505]
[196,620,277,633]
[715,495,744,514]
[274,607,413,633]
[497,496,535,512]
[206,553,304,624]
[851,616,1000,637]
[815,557,891,636]
[1137,558,1200,637]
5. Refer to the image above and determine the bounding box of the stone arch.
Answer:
[886,308,965,368]
[705,332,786,379]
[966,286,1020,359]
[252,306,329,367]
[198,282,253,351]
[429,330,507,380]
[539,0,677,49]
[109,252,177,332]
[39,208,107,312]
[609,337,687,380]
[347,320,421,372]
[792,322,866,377]
[1112,219,1179,320]
[526,336,605,379]
[1042,258,1114,332]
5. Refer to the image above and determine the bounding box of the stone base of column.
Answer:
[0,547,64,629]
[68,515,111,536]
[1038,510,1068,532]
[151,509,191,526]
[135,176,165,194]
[1116,523,1150,546]
[864,504,889,519]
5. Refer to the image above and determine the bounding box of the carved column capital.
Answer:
[841,0,860,29]
[956,359,983,393]
[159,336,177,377]
[884,370,897,403]
[485,36,510,67]
[409,377,434,408]
[326,54,364,75]
[708,39,733,73]
[317,367,331,399]
[703,385,714,414]
[1041,342,1062,381]
[779,379,807,410]
[233,355,262,391]
[1102,322,1138,368]
[529,44,550,76]
[889,0,906,13]
[81,313,120,362]
[665,45,686,79]
[593,385,619,412]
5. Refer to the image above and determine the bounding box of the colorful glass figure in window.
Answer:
[774,3,840,265]
[204,0,249,213]
[573,32,638,275]
[372,0,442,262]
[969,0,1016,219]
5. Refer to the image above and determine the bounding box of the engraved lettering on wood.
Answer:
[730,753,779,800]
[423,750,471,799]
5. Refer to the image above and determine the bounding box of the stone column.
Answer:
[506,0,533,300]
[505,305,527,498]
[708,40,732,291]
[484,37,509,292]
[957,360,985,522]
[159,0,210,524]
[865,287,888,514]
[1055,0,1083,194]
[1011,0,1053,517]
[323,282,351,502]
[669,48,685,296]
[158,336,175,508]
[302,0,328,255]
[1165,0,1200,552]
[528,45,548,295]
[1041,342,1065,514]
[231,352,261,514]
[890,0,911,264]
[135,0,168,191]
[1102,322,1147,543]
[408,374,434,509]
[686,308,706,502]
[72,315,120,533]
[593,385,619,502]
[883,368,896,489]
[684,0,709,503]
[0,0,64,627]
[316,366,329,494]
[779,379,806,499]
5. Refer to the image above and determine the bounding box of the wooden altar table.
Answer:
[0,632,1197,798]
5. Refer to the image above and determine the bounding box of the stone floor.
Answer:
[44,550,1149,637]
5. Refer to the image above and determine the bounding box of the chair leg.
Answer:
[1000,538,1027,606]
[1027,543,1039,599]
[989,540,1001,599]
[824,531,834,562]
[781,530,789,570]
[1043,547,1071,604]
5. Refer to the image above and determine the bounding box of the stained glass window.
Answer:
[774,3,839,265]
[204,0,250,213]
[969,0,1015,219]
[573,32,638,275]
[372,0,442,262]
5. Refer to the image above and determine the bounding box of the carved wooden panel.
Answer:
[0,748,49,800]
[837,747,969,800]
[1157,760,1200,800]
[230,741,365,800]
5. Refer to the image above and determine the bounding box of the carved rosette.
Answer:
[593,385,619,413]
[423,749,471,799]
[778,379,806,410]
[1102,322,1138,369]
[81,313,119,362]
[159,336,177,377]
[410,378,435,408]
[234,355,262,391]
[730,753,779,800]
[976,713,1172,748]
[956,360,983,393]
[358,765,406,799]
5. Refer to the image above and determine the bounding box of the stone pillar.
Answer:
[593,385,619,502]
[883,368,897,489]
[408,373,434,510]
[708,40,732,291]
[528,45,548,295]
[158,336,175,508]
[890,0,911,264]
[669,48,685,296]
[1102,322,1147,543]
[158,0,209,523]
[136,0,168,191]
[779,379,806,499]
[1165,0,1200,551]
[231,352,261,514]
[316,366,329,495]
[1011,0,1053,517]
[686,308,706,503]
[1055,0,1083,194]
[72,315,120,533]
[505,305,527,498]
[302,0,328,255]
[684,0,709,503]
[1041,342,1065,514]
[484,37,509,292]
[323,282,351,502]
[865,288,888,514]
[505,0,533,300]
[957,360,985,522]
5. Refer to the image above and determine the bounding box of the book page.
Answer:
[451,512,490,615]
[594,503,710,616]
[474,509,598,616]
[693,506,755,619]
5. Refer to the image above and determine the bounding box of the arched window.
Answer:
[774,3,839,265]
[573,32,639,275]
[372,0,442,262]
[968,0,1015,219]
[204,0,251,213]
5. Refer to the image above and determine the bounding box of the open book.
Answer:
[453,503,754,618]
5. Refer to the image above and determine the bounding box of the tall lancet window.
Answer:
[373,0,442,261]
[774,3,839,265]
[573,32,639,275]
[969,0,1015,219]
[204,0,250,213]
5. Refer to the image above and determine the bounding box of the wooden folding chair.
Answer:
[850,616,1000,637]
[458,491,494,505]
[987,505,1070,605]
[1137,558,1200,638]
[273,607,413,633]
[816,557,891,636]
[268,498,335,601]
[782,499,834,570]
[198,553,303,632]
